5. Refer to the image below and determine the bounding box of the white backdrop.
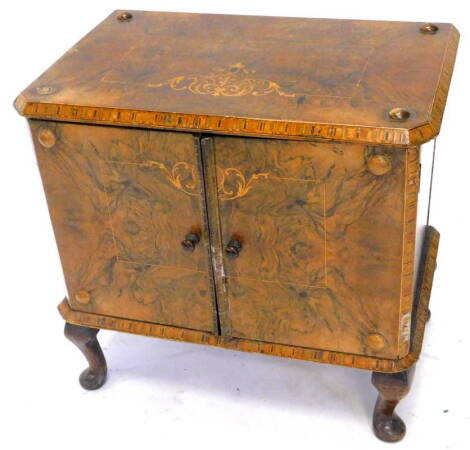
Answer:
[1,1,468,449]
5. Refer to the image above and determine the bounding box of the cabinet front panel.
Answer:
[211,136,413,358]
[31,121,216,332]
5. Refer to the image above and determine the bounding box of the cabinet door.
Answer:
[205,136,413,358]
[31,121,217,333]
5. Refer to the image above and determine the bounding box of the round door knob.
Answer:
[181,233,200,252]
[225,239,242,259]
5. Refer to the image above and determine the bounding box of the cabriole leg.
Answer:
[371,366,415,442]
[64,322,107,390]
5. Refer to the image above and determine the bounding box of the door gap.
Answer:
[197,134,222,335]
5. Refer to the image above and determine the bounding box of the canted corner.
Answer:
[13,93,29,116]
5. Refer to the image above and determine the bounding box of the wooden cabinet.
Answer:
[16,10,458,442]
[32,121,413,358]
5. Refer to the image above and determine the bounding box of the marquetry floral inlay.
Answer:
[143,159,269,200]
[150,63,297,98]
[216,167,269,200]
[146,161,199,196]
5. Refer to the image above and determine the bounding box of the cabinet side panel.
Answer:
[411,143,434,329]
[397,147,420,356]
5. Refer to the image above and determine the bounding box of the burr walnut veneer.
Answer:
[16,11,458,442]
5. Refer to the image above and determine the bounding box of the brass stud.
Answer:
[37,129,56,149]
[75,290,91,304]
[35,85,57,95]
[367,154,392,176]
[367,333,386,351]
[117,12,133,22]
[420,23,439,34]
[388,107,411,122]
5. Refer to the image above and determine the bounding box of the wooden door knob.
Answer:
[181,233,200,252]
[225,239,242,259]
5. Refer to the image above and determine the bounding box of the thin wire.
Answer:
[426,138,438,225]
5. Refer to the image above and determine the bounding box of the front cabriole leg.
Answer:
[64,322,107,390]
[371,366,415,442]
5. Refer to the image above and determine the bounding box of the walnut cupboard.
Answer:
[15,11,459,442]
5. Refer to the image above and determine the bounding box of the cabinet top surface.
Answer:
[15,10,459,146]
